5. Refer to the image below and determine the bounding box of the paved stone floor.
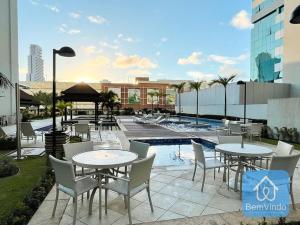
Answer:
[27,116,300,225]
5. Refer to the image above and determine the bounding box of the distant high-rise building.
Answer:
[26,44,44,82]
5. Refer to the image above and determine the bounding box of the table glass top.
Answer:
[215,143,273,157]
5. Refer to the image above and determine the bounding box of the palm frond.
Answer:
[209,75,236,87]
[0,72,14,89]
[190,81,203,90]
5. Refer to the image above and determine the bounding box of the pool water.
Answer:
[160,116,222,132]
[137,138,215,167]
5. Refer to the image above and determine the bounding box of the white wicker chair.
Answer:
[96,154,156,225]
[20,122,42,143]
[49,155,98,225]
[191,140,228,191]
[74,123,90,140]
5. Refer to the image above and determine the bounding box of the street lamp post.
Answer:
[52,47,75,156]
[237,81,247,124]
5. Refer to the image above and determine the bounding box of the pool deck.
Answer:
[27,116,300,225]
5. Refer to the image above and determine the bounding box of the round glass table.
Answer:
[72,149,138,219]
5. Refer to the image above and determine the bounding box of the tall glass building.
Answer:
[251,0,284,82]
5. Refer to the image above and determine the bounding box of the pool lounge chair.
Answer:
[20,122,43,143]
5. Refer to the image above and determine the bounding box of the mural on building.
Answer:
[147,89,159,104]
[166,89,176,105]
[128,88,140,104]
[255,52,281,82]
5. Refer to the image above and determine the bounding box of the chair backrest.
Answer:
[275,141,294,156]
[0,127,7,138]
[270,153,300,177]
[229,123,241,133]
[49,155,75,189]
[216,129,228,137]
[20,122,35,136]
[129,153,156,190]
[191,140,205,167]
[218,135,242,144]
[63,141,93,161]
[129,140,150,159]
[249,123,263,135]
[75,124,89,133]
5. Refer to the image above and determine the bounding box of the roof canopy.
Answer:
[58,82,101,102]
[20,90,40,106]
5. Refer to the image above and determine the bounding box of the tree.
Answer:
[33,91,52,116]
[0,72,13,89]
[100,90,121,120]
[171,82,186,121]
[209,75,236,119]
[148,91,158,113]
[189,81,203,125]
[56,100,72,121]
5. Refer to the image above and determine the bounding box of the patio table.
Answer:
[72,150,138,219]
[215,143,273,194]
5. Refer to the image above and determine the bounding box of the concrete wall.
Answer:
[268,98,300,130]
[177,82,290,120]
[0,0,18,124]
[283,0,300,97]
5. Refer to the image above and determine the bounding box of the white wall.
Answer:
[177,82,290,120]
[283,0,300,97]
[268,98,300,130]
[0,0,18,124]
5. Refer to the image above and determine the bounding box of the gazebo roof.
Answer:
[20,90,40,106]
[59,82,101,102]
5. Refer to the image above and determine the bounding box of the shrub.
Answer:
[69,135,82,143]
[0,137,17,150]
[122,107,135,115]
[0,157,19,178]
[3,168,55,225]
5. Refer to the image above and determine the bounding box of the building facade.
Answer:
[100,77,192,110]
[251,0,300,95]
[0,0,18,125]
[26,44,45,82]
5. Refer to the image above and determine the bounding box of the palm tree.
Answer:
[101,90,120,120]
[189,81,203,125]
[171,82,186,121]
[209,75,236,119]
[0,72,13,89]
[33,91,52,116]
[56,100,72,121]
[148,91,157,113]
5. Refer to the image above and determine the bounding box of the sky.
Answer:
[18,0,253,83]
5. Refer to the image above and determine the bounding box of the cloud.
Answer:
[187,71,217,81]
[178,52,203,65]
[86,56,110,67]
[208,53,249,65]
[127,69,151,76]
[87,15,108,24]
[58,24,80,35]
[29,0,39,5]
[69,12,80,19]
[99,41,119,50]
[117,33,136,43]
[219,64,241,76]
[45,4,60,13]
[230,10,253,30]
[113,54,158,69]
[81,46,96,54]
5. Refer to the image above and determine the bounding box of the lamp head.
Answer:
[55,47,76,57]
[237,80,246,85]
[290,5,300,24]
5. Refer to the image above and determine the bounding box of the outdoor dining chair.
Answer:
[20,122,42,143]
[247,123,263,141]
[191,140,228,192]
[269,153,300,209]
[0,126,10,138]
[99,154,156,225]
[228,123,246,136]
[49,155,98,225]
[74,123,90,140]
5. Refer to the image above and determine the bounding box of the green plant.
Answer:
[209,75,236,119]
[0,137,17,150]
[123,107,135,115]
[69,136,82,143]
[0,157,18,178]
[33,91,52,117]
[0,72,13,89]
[100,90,121,120]
[21,109,30,122]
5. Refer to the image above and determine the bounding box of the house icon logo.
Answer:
[253,175,279,202]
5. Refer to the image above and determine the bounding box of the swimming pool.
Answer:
[160,116,222,132]
[136,138,216,168]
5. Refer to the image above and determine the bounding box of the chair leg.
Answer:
[89,188,97,215]
[105,188,108,214]
[146,186,154,212]
[192,162,197,181]
[127,196,132,225]
[290,179,296,210]
[201,169,206,192]
[124,195,128,209]
[52,186,59,217]
[73,196,77,225]
[227,166,230,190]
[213,168,216,180]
